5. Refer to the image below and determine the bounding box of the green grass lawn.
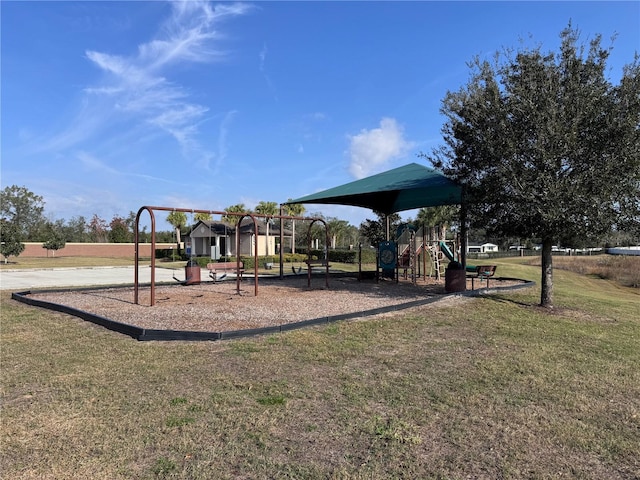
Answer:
[1,259,639,479]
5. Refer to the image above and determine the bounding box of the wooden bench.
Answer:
[207,261,244,282]
[468,265,497,289]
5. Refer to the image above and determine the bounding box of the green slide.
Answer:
[439,241,477,273]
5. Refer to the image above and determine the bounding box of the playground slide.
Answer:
[438,241,477,273]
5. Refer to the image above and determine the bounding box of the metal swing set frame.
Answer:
[134,205,329,306]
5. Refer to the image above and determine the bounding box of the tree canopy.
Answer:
[0,219,25,262]
[108,216,131,243]
[416,206,459,241]
[41,222,67,255]
[223,204,249,225]
[425,26,640,307]
[326,218,351,249]
[1,185,45,241]
[254,201,278,218]
[194,212,212,223]
[283,201,305,218]
[89,214,108,243]
[359,212,402,246]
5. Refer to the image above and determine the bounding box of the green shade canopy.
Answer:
[285,163,462,215]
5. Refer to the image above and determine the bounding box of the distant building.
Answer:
[188,219,291,259]
[467,243,498,254]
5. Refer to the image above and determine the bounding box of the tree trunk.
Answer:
[266,221,270,258]
[459,203,467,270]
[175,228,182,254]
[439,224,447,242]
[541,238,554,307]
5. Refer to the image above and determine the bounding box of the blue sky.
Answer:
[2,1,638,230]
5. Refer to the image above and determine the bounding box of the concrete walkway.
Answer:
[0,266,192,290]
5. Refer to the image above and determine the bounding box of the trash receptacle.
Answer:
[445,261,466,293]
[185,259,201,285]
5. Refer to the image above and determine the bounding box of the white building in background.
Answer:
[467,243,499,254]
[188,219,292,259]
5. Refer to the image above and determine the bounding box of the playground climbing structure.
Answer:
[396,226,452,283]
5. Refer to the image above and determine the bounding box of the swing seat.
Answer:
[207,261,245,282]
[305,259,331,270]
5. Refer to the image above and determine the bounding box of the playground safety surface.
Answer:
[13,275,533,341]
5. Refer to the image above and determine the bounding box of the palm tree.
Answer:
[284,201,305,253]
[223,204,248,226]
[255,201,278,217]
[166,211,187,254]
[417,206,458,241]
[194,212,212,222]
[255,201,278,257]
[326,217,350,249]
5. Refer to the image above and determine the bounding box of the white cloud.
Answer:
[347,118,414,179]
[214,110,238,170]
[77,151,120,175]
[43,1,252,169]
[76,150,184,184]
[309,112,328,121]
[259,42,277,101]
[148,104,210,146]
[143,1,254,69]
[259,43,268,70]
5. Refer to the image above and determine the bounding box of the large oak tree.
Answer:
[425,26,639,307]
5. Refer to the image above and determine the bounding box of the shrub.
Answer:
[359,247,377,264]
[192,257,211,268]
[297,247,377,264]
[327,250,358,263]
[280,253,308,263]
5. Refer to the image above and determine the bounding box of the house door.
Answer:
[219,237,227,259]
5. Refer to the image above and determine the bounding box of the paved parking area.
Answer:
[0,266,187,290]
